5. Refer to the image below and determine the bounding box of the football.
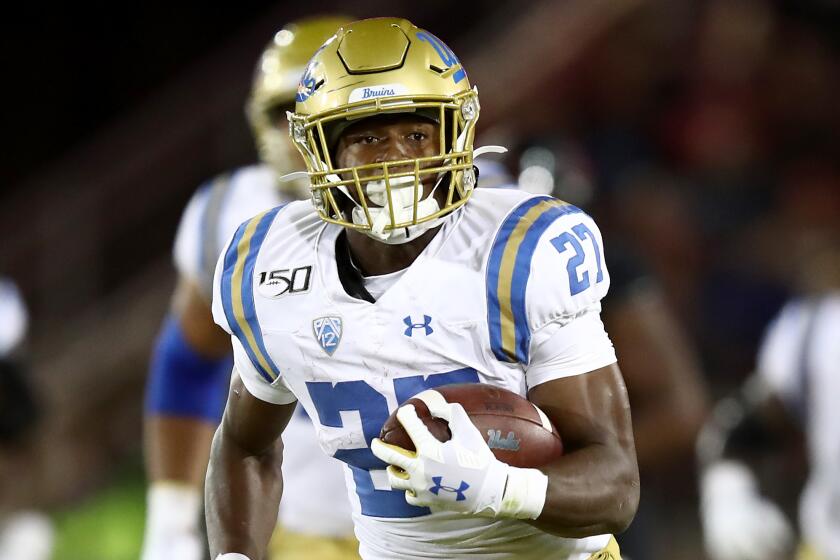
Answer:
[379,383,563,468]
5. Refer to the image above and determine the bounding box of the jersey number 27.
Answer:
[551,222,604,295]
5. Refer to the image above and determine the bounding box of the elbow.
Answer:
[608,474,640,534]
[603,454,640,534]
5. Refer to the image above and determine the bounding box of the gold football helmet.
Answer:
[288,17,482,243]
[247,16,351,186]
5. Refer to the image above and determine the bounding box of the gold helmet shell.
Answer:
[246,16,351,178]
[288,17,480,236]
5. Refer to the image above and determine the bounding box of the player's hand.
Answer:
[700,461,795,560]
[371,389,546,519]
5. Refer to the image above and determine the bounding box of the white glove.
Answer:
[371,389,547,519]
[700,461,795,560]
[140,484,203,560]
[0,511,54,560]
[140,528,202,560]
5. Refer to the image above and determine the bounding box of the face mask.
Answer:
[278,146,508,244]
[350,176,444,244]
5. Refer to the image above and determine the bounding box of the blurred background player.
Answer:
[140,17,357,560]
[698,238,840,560]
[0,277,52,560]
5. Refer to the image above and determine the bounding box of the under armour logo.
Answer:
[403,315,433,337]
[429,476,469,501]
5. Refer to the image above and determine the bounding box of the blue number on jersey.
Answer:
[306,367,480,518]
[550,222,604,295]
[572,223,604,283]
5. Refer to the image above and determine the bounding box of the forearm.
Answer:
[205,423,283,559]
[525,365,639,537]
[143,286,234,485]
[530,442,639,537]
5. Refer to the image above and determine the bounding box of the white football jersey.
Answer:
[212,188,619,559]
[0,278,27,357]
[172,163,354,537]
[756,293,840,556]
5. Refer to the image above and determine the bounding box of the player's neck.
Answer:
[345,226,441,276]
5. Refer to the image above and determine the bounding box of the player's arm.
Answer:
[372,351,637,537]
[142,183,237,560]
[526,363,638,537]
[511,208,637,535]
[205,372,295,559]
[206,208,300,559]
[145,277,232,485]
[145,181,233,485]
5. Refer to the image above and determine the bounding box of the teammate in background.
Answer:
[140,17,357,560]
[698,243,840,560]
[0,278,53,560]
[206,17,638,560]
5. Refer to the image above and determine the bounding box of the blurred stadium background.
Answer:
[1,0,837,558]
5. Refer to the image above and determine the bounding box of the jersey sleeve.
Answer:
[211,207,296,405]
[173,175,232,298]
[0,278,28,356]
[755,300,809,404]
[485,197,615,386]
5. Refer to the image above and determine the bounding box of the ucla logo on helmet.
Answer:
[295,60,323,102]
[415,31,466,83]
[313,316,342,356]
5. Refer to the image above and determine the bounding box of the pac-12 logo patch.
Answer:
[313,316,342,356]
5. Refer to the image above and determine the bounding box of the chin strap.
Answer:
[276,170,309,183]
[473,145,507,157]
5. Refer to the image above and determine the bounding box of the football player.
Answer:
[140,17,357,560]
[698,245,840,560]
[206,17,639,560]
[0,277,53,560]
